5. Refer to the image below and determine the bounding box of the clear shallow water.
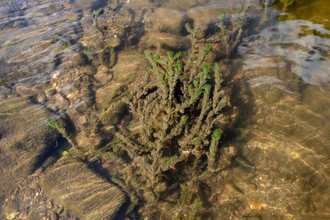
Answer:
[0,0,330,219]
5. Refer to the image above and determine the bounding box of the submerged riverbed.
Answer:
[1,0,330,219]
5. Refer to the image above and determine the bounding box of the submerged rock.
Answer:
[94,65,112,83]
[40,155,126,219]
[145,7,187,34]
[16,86,40,97]
[80,65,97,76]
[45,88,56,99]
[0,97,59,208]
[37,92,47,103]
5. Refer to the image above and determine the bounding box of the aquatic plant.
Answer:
[280,0,295,12]
[95,8,104,18]
[91,76,135,137]
[190,1,251,59]
[82,42,116,68]
[115,45,229,204]
[46,118,79,148]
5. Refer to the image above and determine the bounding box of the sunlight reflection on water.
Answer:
[239,19,330,92]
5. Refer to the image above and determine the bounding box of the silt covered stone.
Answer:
[40,155,126,220]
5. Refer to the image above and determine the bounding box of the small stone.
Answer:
[37,92,47,103]
[234,74,244,80]
[102,162,111,169]
[247,183,256,192]
[47,103,58,111]
[78,115,89,128]
[267,160,272,166]
[56,205,64,214]
[105,38,121,48]
[258,143,269,150]
[6,212,20,220]
[229,146,235,154]
[18,212,27,219]
[94,66,112,83]
[35,167,43,175]
[50,211,58,220]
[80,66,97,76]
[273,161,279,168]
[54,93,70,110]
[46,200,53,209]
[29,183,38,189]
[45,88,57,98]
[80,88,93,99]
[242,148,250,157]
[52,71,60,79]
[56,86,62,93]
[127,35,138,45]
[63,3,72,8]
[71,53,86,65]
[120,114,132,128]
[218,194,230,204]
[16,86,40,97]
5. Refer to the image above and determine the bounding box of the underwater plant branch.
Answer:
[98,44,109,66]
[207,129,222,171]
[91,93,130,136]
[185,23,199,66]
[213,62,223,93]
[108,76,135,104]
[169,115,188,137]
[181,84,212,144]
[115,133,145,158]
[46,118,79,148]
[90,77,135,135]
[205,96,229,127]
[194,84,212,130]
[189,45,212,82]
[160,155,178,172]
[136,70,152,99]
[173,90,202,114]
[109,47,116,68]
[111,176,139,205]
[178,182,188,208]
[82,49,97,61]
[146,53,168,98]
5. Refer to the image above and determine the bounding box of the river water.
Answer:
[0,0,330,219]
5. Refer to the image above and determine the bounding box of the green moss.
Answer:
[82,49,96,60]
[95,9,104,18]
[220,11,226,21]
[179,183,188,206]
[212,129,222,140]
